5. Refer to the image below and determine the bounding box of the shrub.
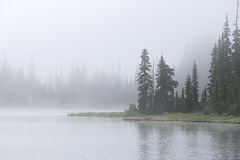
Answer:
[125,104,139,116]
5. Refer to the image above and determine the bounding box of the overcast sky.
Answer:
[0,0,236,80]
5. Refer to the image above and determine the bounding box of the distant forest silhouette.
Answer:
[0,57,137,107]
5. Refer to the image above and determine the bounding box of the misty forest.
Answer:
[1,11,240,117]
[129,13,240,116]
[0,59,137,106]
[2,1,240,160]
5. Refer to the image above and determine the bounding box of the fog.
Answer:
[0,0,237,107]
[175,35,216,90]
[0,0,235,75]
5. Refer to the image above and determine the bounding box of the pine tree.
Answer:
[208,43,218,94]
[192,61,199,108]
[232,78,240,114]
[232,0,240,84]
[200,85,208,111]
[210,77,223,114]
[148,61,155,114]
[137,49,153,113]
[217,15,233,111]
[185,74,194,112]
[179,88,186,112]
[154,55,178,114]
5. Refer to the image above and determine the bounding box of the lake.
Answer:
[0,110,240,160]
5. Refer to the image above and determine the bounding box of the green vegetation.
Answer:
[137,49,153,114]
[154,55,178,114]
[123,113,240,124]
[68,112,125,117]
[127,10,240,116]
[68,111,240,124]
[70,3,240,120]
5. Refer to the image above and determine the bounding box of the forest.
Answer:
[0,59,137,107]
[0,4,239,114]
[131,14,240,115]
[0,14,239,114]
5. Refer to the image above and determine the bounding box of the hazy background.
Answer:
[0,0,236,78]
[0,0,237,107]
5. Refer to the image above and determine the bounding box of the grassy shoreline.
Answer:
[67,112,125,117]
[68,112,240,124]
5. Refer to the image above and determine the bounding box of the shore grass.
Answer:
[68,112,240,124]
[68,112,125,117]
[123,112,240,124]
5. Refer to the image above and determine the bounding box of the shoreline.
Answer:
[67,112,125,117]
[68,112,240,124]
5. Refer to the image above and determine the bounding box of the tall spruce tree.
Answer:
[217,15,233,111]
[174,91,180,112]
[137,49,153,113]
[179,88,186,112]
[154,55,178,114]
[232,0,240,84]
[233,78,240,114]
[208,43,218,94]
[185,74,194,112]
[200,85,208,111]
[192,61,199,107]
[210,77,223,114]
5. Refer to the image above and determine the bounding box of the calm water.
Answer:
[0,110,240,160]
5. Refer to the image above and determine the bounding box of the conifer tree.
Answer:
[208,43,218,94]
[232,0,240,84]
[217,15,233,111]
[192,61,199,107]
[185,74,194,112]
[210,77,223,114]
[181,88,185,100]
[155,55,178,114]
[200,85,208,111]
[137,49,153,113]
[179,88,186,112]
[232,78,240,114]
[149,61,155,114]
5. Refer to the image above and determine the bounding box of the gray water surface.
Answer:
[0,111,240,160]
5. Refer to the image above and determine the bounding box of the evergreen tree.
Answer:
[179,88,186,112]
[181,88,185,100]
[217,15,233,111]
[154,55,178,114]
[185,74,194,112]
[232,78,240,114]
[192,61,199,107]
[148,61,155,114]
[200,85,208,111]
[208,43,218,94]
[173,91,179,112]
[232,0,240,84]
[137,49,153,113]
[210,77,223,114]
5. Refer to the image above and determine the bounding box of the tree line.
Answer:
[0,59,137,107]
[131,14,240,115]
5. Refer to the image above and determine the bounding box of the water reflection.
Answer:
[0,113,240,160]
[136,121,240,160]
[207,124,240,159]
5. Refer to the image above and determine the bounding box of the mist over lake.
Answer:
[0,110,239,160]
[0,0,240,159]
